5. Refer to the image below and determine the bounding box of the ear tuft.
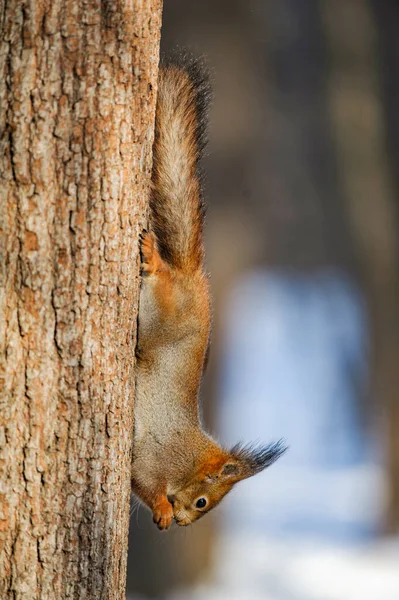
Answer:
[229,439,287,477]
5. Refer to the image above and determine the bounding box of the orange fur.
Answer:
[150,58,209,274]
[132,54,286,531]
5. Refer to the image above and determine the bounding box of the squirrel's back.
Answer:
[150,54,211,273]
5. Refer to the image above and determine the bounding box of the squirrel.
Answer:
[132,53,286,531]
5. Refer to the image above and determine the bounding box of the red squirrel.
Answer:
[132,54,286,531]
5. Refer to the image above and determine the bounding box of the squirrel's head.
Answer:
[167,440,286,526]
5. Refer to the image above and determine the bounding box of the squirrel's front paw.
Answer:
[152,500,174,531]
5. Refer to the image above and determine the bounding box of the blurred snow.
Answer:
[168,533,399,600]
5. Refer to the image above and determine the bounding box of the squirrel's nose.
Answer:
[167,494,176,506]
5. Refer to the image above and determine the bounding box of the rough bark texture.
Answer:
[0,1,162,598]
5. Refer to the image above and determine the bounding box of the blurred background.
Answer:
[127,1,399,598]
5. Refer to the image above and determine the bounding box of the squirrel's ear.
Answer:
[203,458,240,483]
[227,440,287,481]
[204,461,240,483]
[222,463,239,476]
[215,461,240,481]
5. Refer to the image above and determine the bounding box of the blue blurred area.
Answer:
[218,270,384,541]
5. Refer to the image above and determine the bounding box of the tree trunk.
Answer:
[321,0,399,532]
[371,0,399,533]
[0,1,162,598]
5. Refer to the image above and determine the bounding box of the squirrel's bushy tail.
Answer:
[150,53,211,272]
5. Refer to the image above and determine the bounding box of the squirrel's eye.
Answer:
[196,497,207,509]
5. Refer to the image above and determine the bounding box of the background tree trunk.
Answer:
[371,0,399,533]
[321,0,399,532]
[0,1,162,598]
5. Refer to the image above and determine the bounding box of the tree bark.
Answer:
[0,1,162,598]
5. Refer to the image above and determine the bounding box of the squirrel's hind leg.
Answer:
[140,231,169,275]
[137,232,175,351]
